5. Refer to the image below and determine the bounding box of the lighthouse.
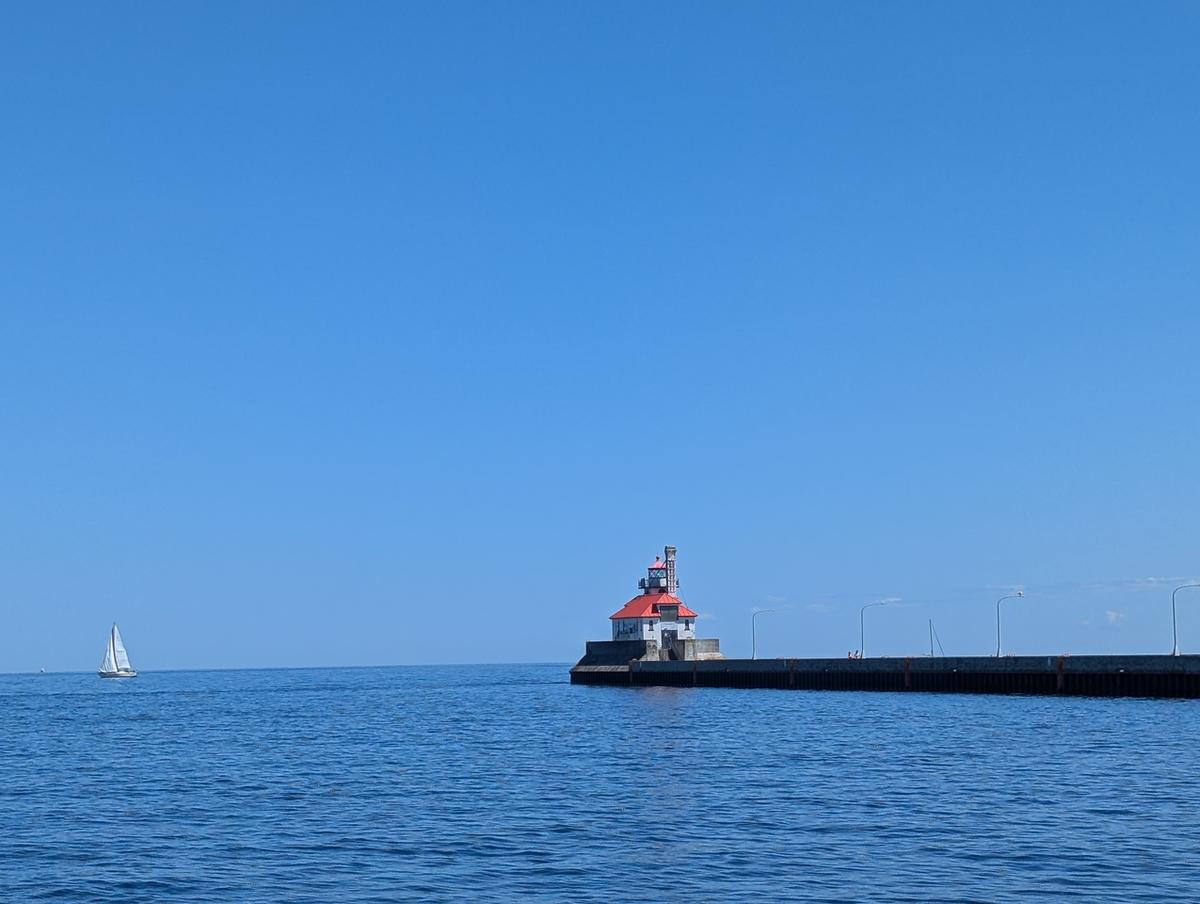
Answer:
[572,546,722,667]
[610,546,698,644]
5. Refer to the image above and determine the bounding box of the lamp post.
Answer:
[1172,583,1200,656]
[995,591,1025,657]
[859,601,886,658]
[751,609,777,660]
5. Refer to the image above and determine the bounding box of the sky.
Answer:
[2,1,1199,671]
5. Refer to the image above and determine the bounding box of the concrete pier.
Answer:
[570,654,1200,698]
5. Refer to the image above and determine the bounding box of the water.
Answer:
[2,665,1198,902]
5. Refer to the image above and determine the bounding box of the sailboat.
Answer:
[98,623,137,678]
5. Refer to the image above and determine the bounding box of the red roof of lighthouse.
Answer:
[609,592,698,620]
[649,559,666,569]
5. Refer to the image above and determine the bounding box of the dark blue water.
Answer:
[2,665,1198,902]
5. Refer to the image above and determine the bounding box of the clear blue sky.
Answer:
[3,2,1199,671]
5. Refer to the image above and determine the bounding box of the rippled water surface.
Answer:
[2,665,1198,902]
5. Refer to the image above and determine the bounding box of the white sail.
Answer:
[112,625,132,671]
[99,623,135,676]
[99,629,118,673]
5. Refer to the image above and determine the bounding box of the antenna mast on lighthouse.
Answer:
[664,546,678,595]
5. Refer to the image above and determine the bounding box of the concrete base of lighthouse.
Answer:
[572,637,724,668]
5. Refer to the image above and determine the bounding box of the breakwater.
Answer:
[570,654,1200,698]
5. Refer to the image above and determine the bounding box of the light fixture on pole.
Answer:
[859,601,886,658]
[995,591,1025,657]
[1171,583,1200,656]
[751,609,777,660]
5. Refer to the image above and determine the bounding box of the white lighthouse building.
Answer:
[609,546,698,645]
[572,545,723,667]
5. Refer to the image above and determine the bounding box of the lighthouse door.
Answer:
[662,629,678,659]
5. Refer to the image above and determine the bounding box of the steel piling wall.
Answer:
[569,654,1200,698]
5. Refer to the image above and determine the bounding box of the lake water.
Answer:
[2,664,1198,902]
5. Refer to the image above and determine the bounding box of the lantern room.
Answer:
[640,559,669,592]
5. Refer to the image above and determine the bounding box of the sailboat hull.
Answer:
[98,670,138,679]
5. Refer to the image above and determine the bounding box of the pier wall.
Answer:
[573,640,659,667]
[665,638,723,662]
[570,654,1200,698]
[574,638,724,666]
